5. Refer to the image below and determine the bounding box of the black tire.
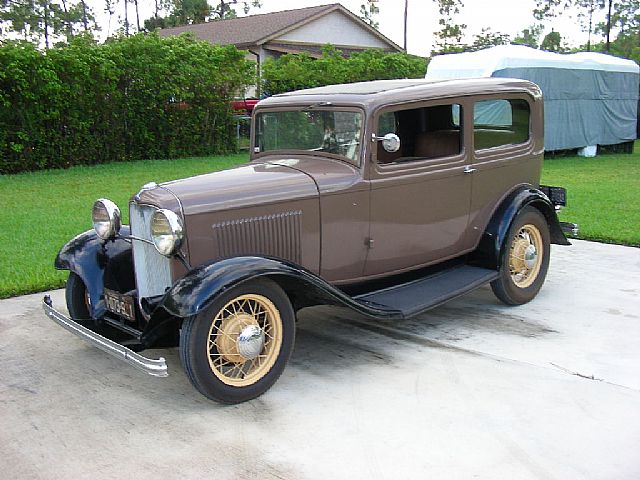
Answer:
[491,206,551,305]
[179,278,295,404]
[65,272,119,337]
[65,272,91,321]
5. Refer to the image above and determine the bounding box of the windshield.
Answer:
[254,109,363,164]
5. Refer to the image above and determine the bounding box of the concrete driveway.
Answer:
[1,240,639,480]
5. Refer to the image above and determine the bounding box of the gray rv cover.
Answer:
[426,45,639,151]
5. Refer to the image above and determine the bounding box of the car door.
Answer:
[363,101,474,277]
[466,95,542,237]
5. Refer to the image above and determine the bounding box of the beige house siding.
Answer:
[277,10,390,49]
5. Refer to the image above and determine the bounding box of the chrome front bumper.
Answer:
[42,295,168,377]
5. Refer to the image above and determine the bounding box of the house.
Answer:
[158,3,403,96]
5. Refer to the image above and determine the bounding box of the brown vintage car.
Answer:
[43,78,574,404]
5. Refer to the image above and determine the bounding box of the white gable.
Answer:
[275,10,390,49]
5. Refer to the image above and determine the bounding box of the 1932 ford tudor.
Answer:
[43,78,574,404]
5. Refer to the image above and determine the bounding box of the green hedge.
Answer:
[262,46,429,95]
[0,33,254,174]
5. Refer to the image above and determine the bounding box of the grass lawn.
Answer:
[0,154,248,298]
[541,140,640,247]
[1,143,638,299]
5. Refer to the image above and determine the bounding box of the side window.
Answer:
[377,111,396,136]
[473,99,530,151]
[376,103,462,165]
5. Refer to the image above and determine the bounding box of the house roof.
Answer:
[158,3,402,51]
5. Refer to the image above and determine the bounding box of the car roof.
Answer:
[258,78,542,110]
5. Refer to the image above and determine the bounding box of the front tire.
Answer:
[65,272,120,337]
[179,278,295,404]
[65,272,92,321]
[491,206,551,305]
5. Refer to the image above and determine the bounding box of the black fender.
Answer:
[55,227,135,318]
[471,186,570,270]
[160,256,403,321]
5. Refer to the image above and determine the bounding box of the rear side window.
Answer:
[473,99,530,150]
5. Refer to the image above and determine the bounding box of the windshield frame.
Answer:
[251,105,366,167]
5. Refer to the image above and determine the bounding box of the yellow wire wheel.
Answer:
[180,278,295,404]
[490,206,551,306]
[207,293,283,387]
[508,223,544,289]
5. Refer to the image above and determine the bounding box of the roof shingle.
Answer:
[158,4,339,47]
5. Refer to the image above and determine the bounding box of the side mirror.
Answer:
[373,133,401,153]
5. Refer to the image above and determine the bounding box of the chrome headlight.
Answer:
[150,209,184,256]
[92,198,121,240]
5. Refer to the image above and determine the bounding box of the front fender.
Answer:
[471,186,570,269]
[55,227,134,318]
[160,256,402,320]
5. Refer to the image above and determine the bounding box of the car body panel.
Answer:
[55,227,135,320]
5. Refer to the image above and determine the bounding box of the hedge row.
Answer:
[262,46,429,96]
[0,33,254,174]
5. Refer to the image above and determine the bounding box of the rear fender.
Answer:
[160,256,402,320]
[471,186,570,270]
[55,227,134,318]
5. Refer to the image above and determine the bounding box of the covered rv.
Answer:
[426,45,639,152]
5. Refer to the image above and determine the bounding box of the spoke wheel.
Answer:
[491,207,551,306]
[180,279,295,404]
[508,224,543,288]
[207,294,283,387]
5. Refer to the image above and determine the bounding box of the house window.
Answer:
[473,99,530,150]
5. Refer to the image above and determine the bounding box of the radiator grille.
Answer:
[130,203,172,298]
[212,211,302,264]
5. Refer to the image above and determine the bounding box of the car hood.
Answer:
[158,161,319,216]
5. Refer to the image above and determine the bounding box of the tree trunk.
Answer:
[134,0,140,31]
[61,0,73,41]
[43,0,50,49]
[124,0,129,36]
[605,0,612,52]
[587,4,593,52]
[81,0,89,31]
[404,0,408,50]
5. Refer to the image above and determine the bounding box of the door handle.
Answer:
[464,165,477,174]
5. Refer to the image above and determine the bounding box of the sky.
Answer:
[91,0,592,57]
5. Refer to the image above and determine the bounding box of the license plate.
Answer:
[104,289,136,322]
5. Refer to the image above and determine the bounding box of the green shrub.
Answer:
[0,33,254,173]
[262,45,428,95]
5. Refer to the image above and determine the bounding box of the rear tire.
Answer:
[180,278,295,404]
[491,206,551,305]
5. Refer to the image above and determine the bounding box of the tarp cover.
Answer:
[426,45,640,151]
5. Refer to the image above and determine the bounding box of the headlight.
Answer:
[92,198,121,240]
[151,209,184,256]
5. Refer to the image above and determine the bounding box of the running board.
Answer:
[355,265,499,318]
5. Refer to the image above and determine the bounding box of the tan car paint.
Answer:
[136,78,544,285]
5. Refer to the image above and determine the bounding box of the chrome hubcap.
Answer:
[237,324,265,360]
[524,244,538,269]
